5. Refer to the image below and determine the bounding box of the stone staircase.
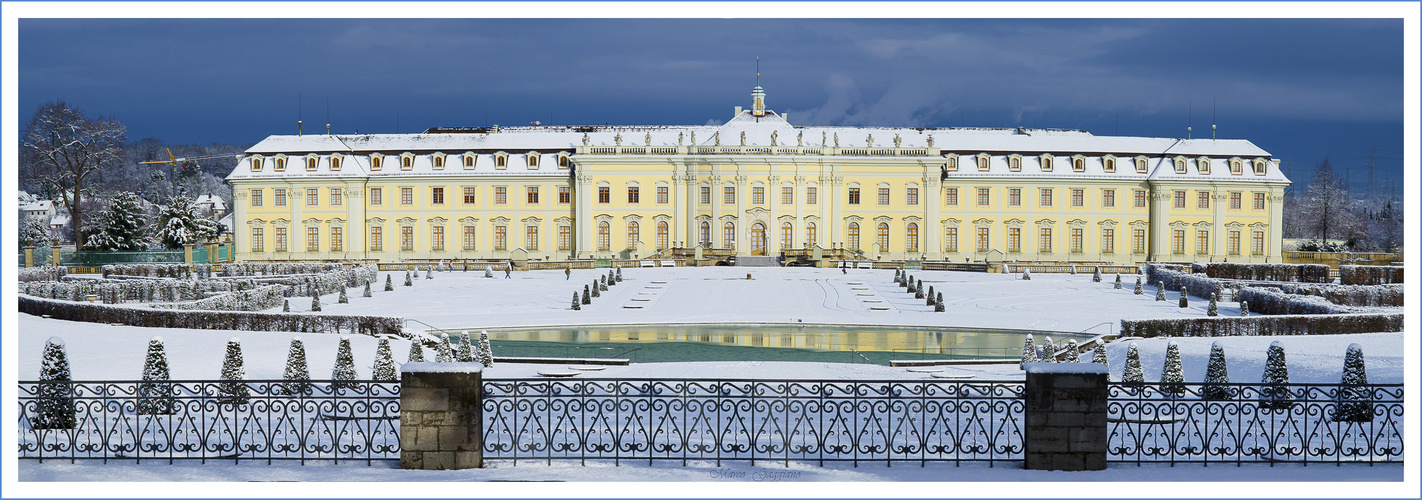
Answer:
[734,255,781,267]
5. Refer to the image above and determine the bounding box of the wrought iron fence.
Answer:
[481,378,1025,467]
[18,380,400,464]
[1108,382,1403,465]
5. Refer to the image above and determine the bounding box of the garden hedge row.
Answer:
[20,295,403,336]
[1193,262,1331,283]
[1120,312,1402,338]
[1339,265,1404,286]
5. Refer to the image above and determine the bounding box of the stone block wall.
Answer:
[1023,363,1108,471]
[400,363,484,470]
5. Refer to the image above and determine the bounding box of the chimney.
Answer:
[735,106,742,118]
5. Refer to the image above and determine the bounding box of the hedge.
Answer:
[1236,287,1351,315]
[1120,313,1402,338]
[1193,262,1331,283]
[19,295,403,337]
[149,285,288,311]
[17,266,68,283]
[1145,264,1225,299]
[1339,265,1404,285]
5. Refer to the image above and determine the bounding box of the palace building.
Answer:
[227,85,1289,265]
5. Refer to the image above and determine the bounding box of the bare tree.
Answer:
[21,102,127,249]
[1291,158,1361,243]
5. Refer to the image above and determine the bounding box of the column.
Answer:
[924,169,942,260]
[574,173,592,258]
[768,173,780,255]
[1147,184,1170,261]
[672,170,686,248]
[735,173,746,255]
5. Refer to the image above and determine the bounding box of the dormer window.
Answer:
[274,155,286,172]
[1071,155,1086,172]
[1103,155,1116,173]
[370,153,383,171]
[305,153,319,171]
[944,154,959,172]
[1253,158,1268,175]
[463,152,476,169]
[976,153,990,171]
[400,153,414,170]
[330,153,342,171]
[1229,157,1243,175]
[432,152,445,170]
[1197,156,1210,174]
[495,152,508,169]
[1173,156,1188,174]
[1039,153,1054,172]
[1008,154,1022,172]
[1134,156,1149,173]
[250,155,264,171]
[527,152,540,169]
[557,153,570,168]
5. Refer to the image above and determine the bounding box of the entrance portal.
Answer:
[751,223,766,255]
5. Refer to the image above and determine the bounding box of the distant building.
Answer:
[227,85,1289,264]
[195,194,228,217]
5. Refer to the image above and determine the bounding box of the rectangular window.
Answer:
[1254,192,1266,210]
[495,187,508,205]
[1039,227,1052,253]
[1229,192,1241,210]
[463,187,476,205]
[307,188,319,207]
[1172,229,1185,254]
[1134,190,1146,208]
[1008,188,1021,207]
[782,186,793,205]
[250,189,263,207]
[977,188,990,206]
[274,228,287,252]
[370,188,382,206]
[848,188,860,205]
[1133,228,1146,254]
[527,186,540,205]
[658,186,669,204]
[1008,227,1021,252]
[432,226,445,251]
[432,187,445,205]
[1197,229,1210,254]
[1102,189,1115,208]
[976,227,990,252]
[559,186,572,204]
[558,225,571,251]
[1102,228,1114,254]
[276,189,289,206]
[1070,228,1083,253]
[330,226,342,252]
[1198,191,1211,209]
[330,188,343,206]
[401,187,413,205]
[306,227,320,252]
[1174,191,1186,209]
[877,187,889,206]
[370,226,383,251]
[700,186,711,205]
[906,187,918,206]
[598,186,610,204]
[1229,230,1241,255]
[463,226,476,250]
[945,227,958,253]
[724,186,736,205]
[1071,189,1083,207]
[494,226,507,250]
[627,186,639,204]
[1040,188,1053,207]
[752,186,764,205]
[1252,230,1265,255]
[401,226,413,251]
[807,187,818,205]
[250,227,264,252]
[525,225,538,251]
[944,188,957,206]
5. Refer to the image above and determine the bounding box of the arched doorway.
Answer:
[750,223,767,255]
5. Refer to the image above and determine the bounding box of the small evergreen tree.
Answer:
[1134,276,1143,295]
[1178,291,1188,308]
[1022,268,1031,280]
[582,286,592,304]
[283,336,311,396]
[34,337,76,429]
[1114,274,1122,289]
[426,267,433,280]
[407,339,425,363]
[599,276,608,291]
[138,336,175,415]
[607,270,616,286]
[373,339,398,381]
[1092,267,1102,282]
[592,281,601,297]
[1206,295,1218,316]
[935,292,944,312]
[1122,343,1144,382]
[385,274,394,291]
[1091,345,1108,367]
[1260,341,1290,410]
[404,270,413,286]
[616,267,623,282]
[484,266,493,278]
[894,269,901,282]
[1155,282,1166,301]
[914,279,925,299]
[1040,337,1056,363]
[477,330,494,367]
[1202,341,1232,400]
[363,281,372,298]
[283,299,290,313]
[84,191,151,251]
[339,287,349,304]
[218,337,249,405]
[456,332,475,362]
[1335,344,1373,422]
[1063,340,1081,362]
[311,293,322,312]
[926,286,935,306]
[572,292,581,310]
[1160,341,1185,397]
[1070,265,1077,275]
[332,336,358,389]
[436,333,454,363]
[1019,334,1037,368]
[1240,301,1250,317]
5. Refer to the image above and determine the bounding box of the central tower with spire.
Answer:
[752,56,766,117]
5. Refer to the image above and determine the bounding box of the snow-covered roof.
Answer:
[21,200,53,214]
[195,194,228,211]
[49,214,69,226]
[18,191,35,203]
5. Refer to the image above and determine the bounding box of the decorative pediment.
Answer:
[1170,220,1188,230]
[428,216,448,225]
[1129,219,1149,230]
[973,218,994,228]
[522,216,541,225]
[718,214,738,223]
[1249,222,1268,230]
[1067,219,1088,229]
[593,214,612,223]
[942,217,961,227]
[746,207,769,218]
[804,215,820,223]
[903,215,922,223]
[489,216,510,225]
[622,213,642,222]
[1036,218,1056,227]
[247,218,266,226]
[303,218,322,227]
[1098,219,1118,229]
[1193,221,1212,229]
[272,218,289,228]
[844,215,864,224]
[554,216,573,225]
[873,215,893,224]
[694,214,712,223]
[327,218,345,226]
[1225,221,1244,230]
[777,214,796,222]
[367,217,386,225]
[1004,218,1024,229]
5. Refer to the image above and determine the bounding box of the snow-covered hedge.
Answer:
[150,285,287,311]
[1193,262,1330,283]
[17,266,68,283]
[22,265,377,308]
[101,264,198,279]
[19,295,402,336]
[1339,265,1404,286]
[217,263,345,277]
[1236,287,1352,315]
[1119,313,1401,338]
[1145,264,1224,299]
[1237,284,1402,313]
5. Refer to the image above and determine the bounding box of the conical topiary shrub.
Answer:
[34,337,76,429]
[1207,294,1218,316]
[1122,343,1144,383]
[426,267,433,280]
[339,287,349,304]
[572,292,582,310]
[404,270,413,287]
[385,274,394,291]
[1178,291,1188,308]
[607,270,616,286]
[456,332,475,362]
[591,281,601,298]
[407,338,425,363]
[1160,341,1185,397]
[926,286,936,306]
[1241,301,1250,317]
[1155,282,1166,301]
[1063,340,1080,362]
[311,293,321,312]
[138,336,175,415]
[915,279,925,299]
[935,292,944,312]
[1134,276,1143,295]
[1020,334,1037,368]
[1092,267,1102,282]
[1202,341,1232,400]
[373,339,398,381]
[283,299,290,312]
[332,336,358,389]
[582,286,591,304]
[283,336,311,396]
[1260,341,1290,410]
[1335,344,1373,422]
[218,337,249,405]
[1114,274,1122,289]
[616,267,623,282]
[363,281,372,298]
[436,333,454,363]
[1091,344,1108,367]
[599,276,608,292]
[1022,268,1032,280]
[477,330,494,367]
[1040,337,1056,363]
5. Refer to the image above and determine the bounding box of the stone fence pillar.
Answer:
[23,246,34,268]
[1023,362,1108,471]
[400,362,484,470]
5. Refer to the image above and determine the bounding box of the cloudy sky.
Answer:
[18,16,1404,194]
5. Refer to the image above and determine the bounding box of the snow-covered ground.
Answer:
[11,267,1410,488]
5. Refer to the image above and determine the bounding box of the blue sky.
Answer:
[19,18,1403,195]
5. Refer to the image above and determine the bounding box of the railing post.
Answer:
[1023,362,1108,471]
[400,362,484,469]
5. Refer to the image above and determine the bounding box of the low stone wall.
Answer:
[1023,363,1108,471]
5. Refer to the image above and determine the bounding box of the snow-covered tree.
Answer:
[1335,343,1373,422]
[311,293,321,312]
[1241,301,1250,317]
[456,332,475,362]
[935,292,944,312]
[1202,341,1232,400]
[34,337,75,429]
[404,270,413,286]
[1091,345,1108,368]
[363,281,372,298]
[425,267,433,280]
[1207,295,1218,316]
[373,339,398,381]
[477,330,494,367]
[1368,199,1404,251]
[1022,268,1031,280]
[83,191,149,251]
[385,274,394,291]
[915,279,925,299]
[283,336,311,396]
[1114,274,1122,289]
[137,336,174,414]
[607,270,616,286]
[1134,276,1143,295]
[572,292,581,310]
[1093,267,1102,282]
[1040,337,1056,363]
[1160,341,1185,397]
[19,215,52,264]
[154,195,219,249]
[218,337,249,405]
[592,281,601,298]
[1070,265,1077,275]
[484,266,493,278]
[1063,340,1080,362]
[1156,282,1166,301]
[21,101,126,249]
[1123,343,1144,383]
[582,286,591,304]
[1259,341,1291,410]
[1019,334,1037,368]
[338,287,348,304]
[894,269,901,282]
[331,336,357,388]
[1290,158,1362,243]
[616,267,623,282]
[1178,291,1189,308]
[926,286,935,306]
[407,339,425,363]
[599,276,608,292]
[283,299,290,313]
[436,333,454,363]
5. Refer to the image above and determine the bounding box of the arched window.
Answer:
[723,222,736,249]
[848,222,860,250]
[627,221,639,249]
[781,222,793,250]
[656,221,669,250]
[906,223,919,252]
[877,222,890,251]
[699,222,711,247]
[805,222,816,248]
[597,222,610,251]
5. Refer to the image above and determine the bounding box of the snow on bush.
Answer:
[1335,344,1373,422]
[282,336,310,396]
[1236,287,1353,315]
[1196,262,1331,283]
[373,339,398,381]
[384,275,394,291]
[1339,265,1404,286]
[1040,337,1056,363]
[363,282,372,298]
[1122,343,1144,382]
[1260,341,1290,410]
[1134,276,1143,295]
[1252,283,1403,308]
[1093,267,1102,282]
[331,336,358,388]
[214,262,343,277]
[1159,341,1185,396]
[137,336,175,415]
[478,330,494,367]
[1063,340,1080,362]
[572,292,581,310]
[20,295,404,337]
[1019,334,1036,368]
[1201,341,1232,400]
[1091,344,1108,368]
[1240,301,1249,316]
[1146,264,1225,300]
[436,333,454,363]
[34,337,75,429]
[1178,290,1189,308]
[456,332,475,362]
[1119,312,1402,338]
[591,281,601,298]
[1022,268,1031,280]
[218,337,249,404]
[406,339,425,363]
[1155,283,1166,301]
[404,271,413,287]
[926,286,936,306]
[582,286,592,304]
[1207,295,1218,316]
[934,293,944,312]
[17,266,67,283]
